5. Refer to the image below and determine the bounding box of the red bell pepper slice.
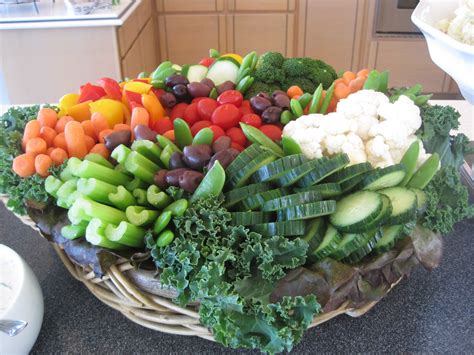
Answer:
[198,57,215,67]
[78,83,106,103]
[125,90,143,107]
[98,77,122,101]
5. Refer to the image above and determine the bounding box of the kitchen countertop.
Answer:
[0,0,139,29]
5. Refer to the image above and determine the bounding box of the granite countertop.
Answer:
[0,202,473,353]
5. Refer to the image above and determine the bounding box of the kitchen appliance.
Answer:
[375,0,421,35]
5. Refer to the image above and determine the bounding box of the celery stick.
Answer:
[126,177,147,191]
[109,186,136,210]
[77,178,117,204]
[45,175,63,198]
[132,188,150,206]
[111,144,132,165]
[74,160,132,186]
[85,153,114,169]
[57,199,69,209]
[86,218,126,249]
[126,206,158,226]
[156,135,181,153]
[160,145,174,168]
[57,178,78,201]
[71,197,127,225]
[105,221,145,248]
[61,221,88,240]
[65,190,84,209]
[147,185,172,209]
[131,140,163,165]
[60,157,81,181]
[114,164,132,176]
[128,151,160,172]
[124,153,158,184]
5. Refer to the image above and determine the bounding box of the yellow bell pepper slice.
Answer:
[66,100,92,122]
[142,93,165,124]
[121,102,131,126]
[89,99,124,128]
[220,53,243,64]
[58,93,79,117]
[123,81,152,94]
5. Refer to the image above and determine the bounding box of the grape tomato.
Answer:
[240,113,262,128]
[197,98,218,121]
[170,102,188,121]
[217,90,243,107]
[191,121,212,136]
[226,127,246,147]
[183,103,200,126]
[211,104,240,130]
[259,124,282,141]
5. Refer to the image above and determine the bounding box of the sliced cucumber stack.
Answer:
[251,154,308,182]
[342,229,381,264]
[226,151,277,189]
[340,172,370,193]
[326,162,373,184]
[182,64,208,83]
[225,144,265,178]
[374,225,405,253]
[330,191,383,232]
[307,225,342,262]
[261,191,322,212]
[275,158,328,187]
[231,211,273,226]
[379,187,417,225]
[359,164,406,190]
[251,220,306,237]
[294,183,342,199]
[224,182,271,208]
[303,218,326,252]
[239,187,290,210]
[206,59,239,85]
[350,195,393,233]
[330,232,367,260]
[276,200,337,221]
[297,153,350,188]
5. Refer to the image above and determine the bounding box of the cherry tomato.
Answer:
[226,127,246,147]
[231,142,245,152]
[152,118,173,135]
[209,125,225,143]
[192,97,207,104]
[239,106,253,116]
[217,90,243,107]
[259,124,282,141]
[199,57,215,67]
[191,121,212,136]
[211,104,240,130]
[240,113,262,128]
[183,103,200,126]
[170,103,188,121]
[241,100,251,109]
[197,98,218,121]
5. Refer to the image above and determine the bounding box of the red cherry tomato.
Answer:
[240,113,262,128]
[192,97,207,104]
[259,125,282,141]
[231,142,245,152]
[191,121,212,136]
[199,57,215,67]
[241,100,251,108]
[226,127,246,147]
[209,125,225,143]
[197,98,218,121]
[239,106,253,116]
[211,104,240,130]
[217,90,243,107]
[152,118,173,135]
[170,103,188,121]
[183,103,200,126]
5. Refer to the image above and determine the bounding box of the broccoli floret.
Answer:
[281,57,338,91]
[281,77,316,94]
[282,58,312,77]
[256,52,285,69]
[307,59,338,89]
[254,52,286,84]
[244,81,282,99]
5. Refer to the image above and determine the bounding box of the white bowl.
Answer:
[0,245,44,355]
[411,0,474,103]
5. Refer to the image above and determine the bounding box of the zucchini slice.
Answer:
[379,187,417,225]
[326,162,373,184]
[224,182,271,208]
[330,232,367,260]
[297,153,350,187]
[330,191,383,232]
[261,191,322,212]
[307,225,342,262]
[275,158,328,187]
[251,154,308,182]
[276,201,337,221]
[225,144,265,179]
[342,229,381,264]
[231,211,273,226]
[360,164,406,191]
[295,183,342,199]
[374,225,404,253]
[226,151,277,189]
[303,218,326,252]
[251,220,306,237]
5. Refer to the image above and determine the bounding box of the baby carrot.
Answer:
[25,137,48,156]
[55,116,74,133]
[113,123,131,132]
[12,153,36,177]
[342,71,357,85]
[34,154,52,177]
[47,147,55,155]
[163,129,175,141]
[53,133,68,151]
[130,107,150,140]
[81,120,96,139]
[49,147,68,166]
[89,143,110,159]
[357,68,369,78]
[91,112,109,137]
[84,135,95,151]
[37,108,58,128]
[40,126,57,147]
[22,120,41,149]
[64,121,88,159]
[98,129,113,144]
[287,85,303,98]
[349,76,366,93]
[334,83,351,100]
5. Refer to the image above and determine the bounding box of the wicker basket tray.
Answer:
[1,195,403,341]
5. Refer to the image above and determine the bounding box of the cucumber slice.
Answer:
[340,172,369,193]
[330,191,383,232]
[224,182,271,208]
[308,225,342,262]
[276,158,329,187]
[276,201,337,221]
[326,162,373,184]
[342,229,381,264]
[360,164,406,190]
[294,183,342,199]
[261,191,322,212]
[331,232,367,260]
[303,218,326,252]
[297,154,350,187]
[374,225,404,253]
[239,187,290,210]
[379,187,417,225]
[407,153,440,189]
[226,152,277,189]
[226,144,265,179]
[182,64,208,83]
[231,211,272,226]
[411,188,427,215]
[206,59,240,85]
[251,221,306,237]
[349,195,392,232]
[251,154,308,182]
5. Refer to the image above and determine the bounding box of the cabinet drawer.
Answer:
[137,0,153,29]
[122,36,143,79]
[161,0,219,12]
[139,19,159,73]
[231,0,288,11]
[118,10,139,58]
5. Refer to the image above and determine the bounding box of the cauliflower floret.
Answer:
[341,133,367,165]
[323,134,347,155]
[377,95,421,135]
[319,112,355,135]
[366,135,393,168]
[369,119,410,149]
